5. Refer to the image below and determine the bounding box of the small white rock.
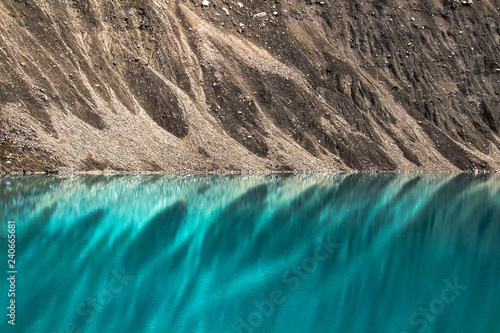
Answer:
[237,2,243,8]
[222,7,229,15]
[202,0,209,7]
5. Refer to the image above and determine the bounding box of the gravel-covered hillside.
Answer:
[1,0,499,172]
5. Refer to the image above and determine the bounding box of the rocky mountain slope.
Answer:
[0,0,499,172]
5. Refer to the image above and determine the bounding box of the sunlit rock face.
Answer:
[0,0,499,172]
[1,173,500,332]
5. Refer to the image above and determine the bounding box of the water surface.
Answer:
[1,173,499,332]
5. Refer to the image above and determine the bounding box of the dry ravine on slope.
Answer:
[0,0,499,173]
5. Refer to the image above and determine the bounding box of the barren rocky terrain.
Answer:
[0,0,499,172]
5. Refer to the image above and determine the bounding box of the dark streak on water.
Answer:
[1,173,499,333]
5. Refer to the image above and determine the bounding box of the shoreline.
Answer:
[1,170,498,176]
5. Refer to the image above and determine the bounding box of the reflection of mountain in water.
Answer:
[0,173,499,332]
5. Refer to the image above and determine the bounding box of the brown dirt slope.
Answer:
[0,0,499,172]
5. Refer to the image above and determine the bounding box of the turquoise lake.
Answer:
[1,173,499,333]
